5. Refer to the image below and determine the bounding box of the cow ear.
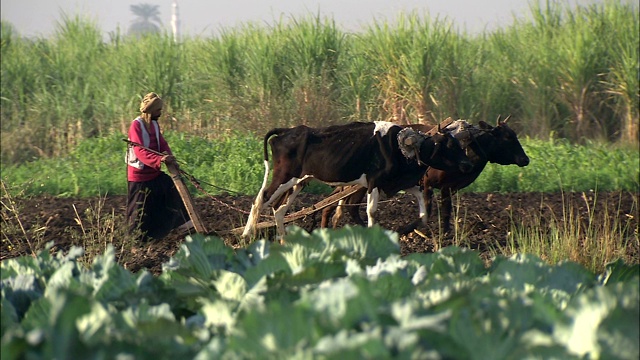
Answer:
[478,120,492,130]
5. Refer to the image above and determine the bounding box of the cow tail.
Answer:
[262,128,286,161]
[242,129,284,238]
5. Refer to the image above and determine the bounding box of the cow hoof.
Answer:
[396,223,417,235]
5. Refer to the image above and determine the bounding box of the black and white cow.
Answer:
[242,121,473,239]
[321,116,530,234]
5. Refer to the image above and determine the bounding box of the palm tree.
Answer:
[128,3,163,37]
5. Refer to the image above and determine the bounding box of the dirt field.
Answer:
[2,190,638,274]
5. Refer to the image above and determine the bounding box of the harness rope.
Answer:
[178,168,253,216]
[465,127,490,160]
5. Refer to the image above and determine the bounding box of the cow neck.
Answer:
[416,135,438,167]
[463,128,490,163]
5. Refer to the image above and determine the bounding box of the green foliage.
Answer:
[165,131,266,195]
[1,134,637,197]
[1,133,128,197]
[1,1,638,166]
[2,227,638,358]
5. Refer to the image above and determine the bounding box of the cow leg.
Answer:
[322,182,368,228]
[345,187,367,227]
[440,188,453,233]
[273,181,304,239]
[365,188,380,227]
[263,177,299,209]
[425,187,434,219]
[321,187,367,228]
[410,186,428,225]
[331,187,367,228]
[320,196,343,228]
[331,199,345,228]
[321,187,343,228]
[395,186,425,235]
[320,205,333,228]
[243,159,273,239]
[243,174,310,239]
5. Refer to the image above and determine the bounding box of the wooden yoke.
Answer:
[165,162,208,234]
[425,117,454,136]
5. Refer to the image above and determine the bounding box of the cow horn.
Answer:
[503,115,511,123]
[496,114,502,126]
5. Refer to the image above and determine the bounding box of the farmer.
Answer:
[125,92,193,241]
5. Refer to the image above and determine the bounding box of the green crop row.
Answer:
[1,132,637,198]
[1,1,638,166]
[2,227,638,359]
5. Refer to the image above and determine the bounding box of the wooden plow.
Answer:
[222,184,364,236]
[124,139,209,234]
[166,162,209,234]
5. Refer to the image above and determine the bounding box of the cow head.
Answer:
[399,127,473,173]
[478,115,530,167]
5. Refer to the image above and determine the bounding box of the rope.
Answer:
[179,168,253,216]
[466,128,490,161]
[179,169,241,195]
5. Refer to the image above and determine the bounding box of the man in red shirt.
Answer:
[126,92,192,241]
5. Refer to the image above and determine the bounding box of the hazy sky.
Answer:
[1,0,615,38]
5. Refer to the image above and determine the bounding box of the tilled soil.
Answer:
[2,191,638,274]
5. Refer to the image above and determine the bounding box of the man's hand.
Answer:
[161,154,176,165]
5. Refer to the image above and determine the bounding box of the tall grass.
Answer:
[69,196,136,268]
[494,191,638,274]
[1,181,46,258]
[176,14,345,134]
[1,1,638,166]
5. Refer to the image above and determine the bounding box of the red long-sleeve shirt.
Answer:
[127,118,172,182]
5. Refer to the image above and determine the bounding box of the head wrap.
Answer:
[139,92,163,121]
